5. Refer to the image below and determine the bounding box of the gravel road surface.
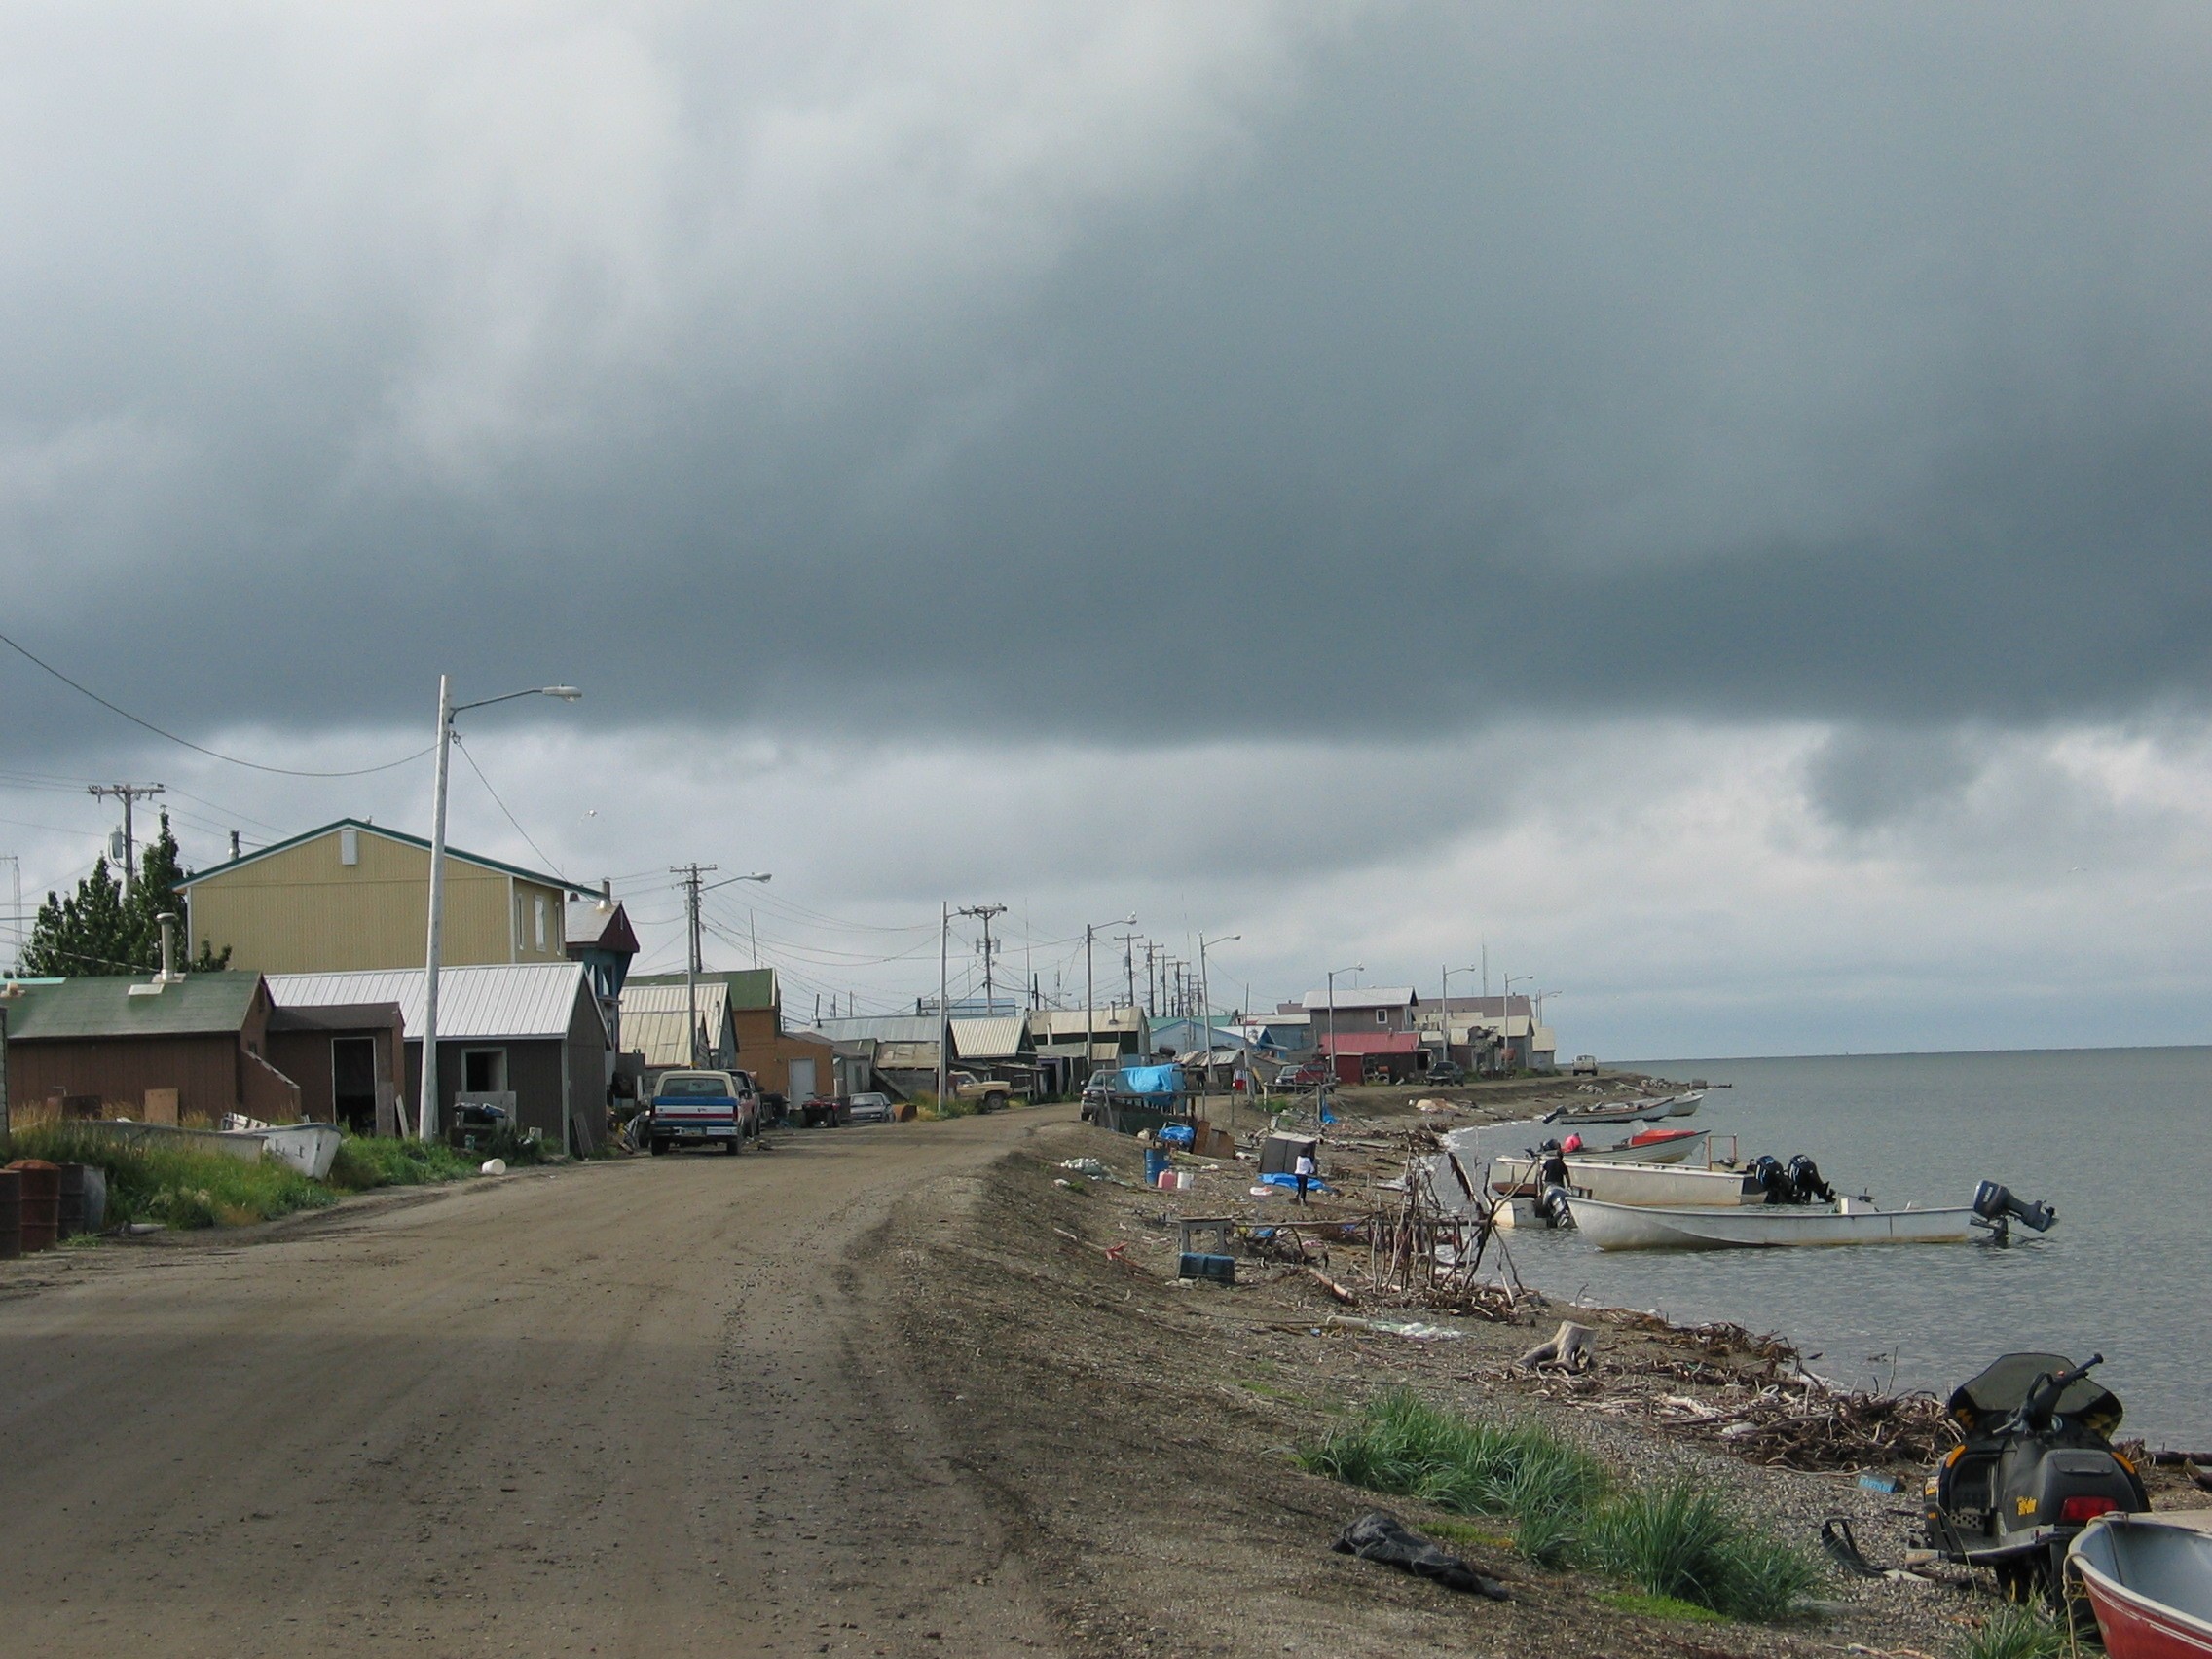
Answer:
[0,1116,1067,1657]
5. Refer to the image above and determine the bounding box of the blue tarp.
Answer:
[1155,1123,1196,1148]
[1258,1171,1333,1194]
[1120,1064,1182,1096]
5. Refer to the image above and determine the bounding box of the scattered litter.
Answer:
[1326,1315,1469,1341]
[1332,1511,1509,1601]
[1058,1158,1111,1179]
[1857,1471,1901,1494]
[480,1158,508,1176]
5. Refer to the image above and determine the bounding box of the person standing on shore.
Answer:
[1293,1148,1316,1207]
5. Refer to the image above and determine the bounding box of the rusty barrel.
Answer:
[0,1167,20,1259]
[6,1160,60,1253]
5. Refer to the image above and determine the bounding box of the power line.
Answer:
[0,627,434,778]
[452,735,566,879]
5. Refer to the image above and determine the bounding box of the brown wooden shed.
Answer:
[0,972,302,1125]
[264,1001,406,1133]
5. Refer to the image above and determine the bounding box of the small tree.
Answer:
[17,813,230,977]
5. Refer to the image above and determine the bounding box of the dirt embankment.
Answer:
[876,1117,2019,1659]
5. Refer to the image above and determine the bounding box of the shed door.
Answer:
[332,1038,377,1133]
[788,1058,816,1101]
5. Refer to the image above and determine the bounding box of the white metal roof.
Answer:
[815,1014,942,1045]
[617,984,731,1067]
[1302,986,1418,1011]
[267,962,603,1043]
[1027,1008,1144,1037]
[948,1015,1027,1058]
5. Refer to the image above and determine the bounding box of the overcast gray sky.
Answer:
[6,2,2212,1055]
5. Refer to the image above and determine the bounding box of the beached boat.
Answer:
[1493,1155,1754,1208]
[1664,1090,1706,1117]
[1579,1127,1709,1165]
[2070,1513,2212,1658]
[1544,1095,1679,1125]
[1566,1193,1976,1250]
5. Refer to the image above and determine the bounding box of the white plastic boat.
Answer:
[1664,1090,1706,1117]
[1566,1193,1976,1250]
[1493,1157,1755,1208]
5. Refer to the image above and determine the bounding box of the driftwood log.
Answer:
[1518,1319,1596,1373]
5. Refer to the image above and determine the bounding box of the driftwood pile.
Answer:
[1360,1141,1535,1323]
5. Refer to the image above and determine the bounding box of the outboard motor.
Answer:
[1972,1181,2057,1242]
[1745,1154,1792,1205]
[1787,1155,1835,1205]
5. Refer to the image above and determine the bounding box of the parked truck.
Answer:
[948,1070,1019,1113]
[645,1069,758,1155]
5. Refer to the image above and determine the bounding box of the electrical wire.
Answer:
[451,734,566,880]
[0,627,434,778]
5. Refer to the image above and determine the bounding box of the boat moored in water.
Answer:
[1565,1192,1979,1250]
[1493,1156,1755,1208]
[1544,1094,1684,1125]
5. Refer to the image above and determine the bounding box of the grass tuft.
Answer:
[1299,1390,1820,1622]
[1587,1480,1821,1623]
[1954,1604,2072,1659]
[1594,1590,1728,1624]
[2,1123,332,1229]
[326,1134,477,1191]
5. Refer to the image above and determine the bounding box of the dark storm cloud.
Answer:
[5,2,2211,754]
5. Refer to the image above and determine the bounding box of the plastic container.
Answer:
[1156,1168,1178,1191]
[7,1161,60,1253]
[56,1162,105,1236]
[1143,1147,1171,1185]
[1177,1252,1235,1284]
[0,1167,20,1260]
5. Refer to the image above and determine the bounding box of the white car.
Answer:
[846,1091,896,1124]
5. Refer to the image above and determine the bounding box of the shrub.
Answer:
[1588,1480,1821,1622]
[325,1134,477,1191]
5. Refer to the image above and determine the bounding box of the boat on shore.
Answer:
[1566,1192,1977,1250]
[1544,1094,1685,1125]
[1664,1090,1706,1117]
[2069,1512,2212,1658]
[1493,1155,1754,1208]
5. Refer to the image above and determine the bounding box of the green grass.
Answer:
[1298,1389,1821,1622]
[4,1123,334,1229]
[1587,1479,1821,1623]
[1,1125,479,1231]
[326,1134,476,1191]
[1595,1590,1728,1624]
[1954,1605,2071,1659]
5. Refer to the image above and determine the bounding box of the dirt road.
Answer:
[0,1114,1070,1657]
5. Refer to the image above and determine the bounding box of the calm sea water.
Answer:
[1445,1049,2212,1445]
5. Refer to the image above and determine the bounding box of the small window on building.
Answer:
[340,827,359,866]
[461,1049,507,1092]
[1376,1007,1388,1025]
[534,895,547,951]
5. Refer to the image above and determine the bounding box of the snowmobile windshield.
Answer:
[1946,1352,2123,1438]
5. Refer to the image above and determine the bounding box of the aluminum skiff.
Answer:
[2070,1513,2212,1659]
[1493,1156,1753,1208]
[1566,1194,1975,1250]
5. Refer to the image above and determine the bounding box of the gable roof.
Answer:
[628,968,778,1011]
[947,1015,1029,1059]
[176,818,584,896]
[0,972,266,1040]
[1302,986,1419,1011]
[267,962,604,1044]
[815,1014,941,1045]
[564,897,639,956]
[617,983,732,1068]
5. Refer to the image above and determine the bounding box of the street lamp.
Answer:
[1196,932,1240,1106]
[1501,972,1533,1074]
[1322,961,1363,1117]
[421,678,582,1142]
[1437,962,1479,1072]
[1084,913,1137,1091]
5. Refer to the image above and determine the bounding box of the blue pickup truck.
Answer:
[645,1069,758,1156]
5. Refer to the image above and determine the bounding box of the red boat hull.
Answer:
[2073,1517,2212,1659]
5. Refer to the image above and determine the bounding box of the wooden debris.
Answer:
[1517,1319,1596,1373]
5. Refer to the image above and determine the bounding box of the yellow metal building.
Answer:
[178,819,587,976]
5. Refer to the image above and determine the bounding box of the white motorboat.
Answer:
[1663,1090,1706,1117]
[1493,1156,1755,1208]
[1566,1193,1977,1250]
[1544,1094,1678,1125]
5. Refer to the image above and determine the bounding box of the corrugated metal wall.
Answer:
[189,829,570,973]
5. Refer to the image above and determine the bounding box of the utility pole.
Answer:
[1116,931,1140,1023]
[937,903,949,1108]
[957,903,1008,1008]
[228,830,240,859]
[88,784,164,895]
[672,864,716,1067]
